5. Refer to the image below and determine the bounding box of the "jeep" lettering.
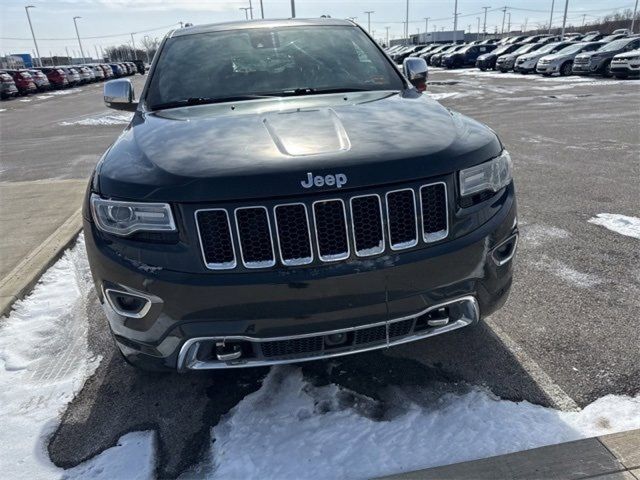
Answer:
[301,172,348,189]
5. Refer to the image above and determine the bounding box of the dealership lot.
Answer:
[0,70,639,477]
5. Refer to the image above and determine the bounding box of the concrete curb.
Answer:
[0,208,82,318]
[378,428,640,480]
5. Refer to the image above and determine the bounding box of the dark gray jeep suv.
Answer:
[85,18,518,371]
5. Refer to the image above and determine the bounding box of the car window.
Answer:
[146,25,404,109]
[598,39,630,52]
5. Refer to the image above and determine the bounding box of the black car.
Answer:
[133,59,146,74]
[476,43,523,70]
[87,18,517,371]
[573,37,640,76]
[496,42,545,72]
[430,44,465,66]
[419,44,453,64]
[442,44,497,68]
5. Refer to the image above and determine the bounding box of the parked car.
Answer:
[37,67,69,89]
[100,64,114,78]
[611,28,632,36]
[28,69,51,91]
[89,18,517,371]
[476,43,523,70]
[442,44,497,68]
[496,42,544,72]
[536,41,606,76]
[419,44,453,64]
[393,45,427,64]
[573,37,640,76]
[109,63,124,77]
[0,72,19,99]
[564,33,583,41]
[86,64,105,80]
[431,44,465,66]
[513,41,574,73]
[61,67,81,86]
[78,66,93,83]
[581,31,602,42]
[133,59,146,74]
[600,33,629,43]
[502,35,528,44]
[4,69,37,95]
[610,49,640,78]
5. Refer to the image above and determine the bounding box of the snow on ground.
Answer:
[530,255,602,289]
[48,88,83,96]
[60,112,133,126]
[0,238,154,479]
[202,367,640,479]
[589,214,640,240]
[0,240,638,479]
[520,223,570,248]
[0,108,6,112]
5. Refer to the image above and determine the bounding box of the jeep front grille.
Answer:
[195,181,449,270]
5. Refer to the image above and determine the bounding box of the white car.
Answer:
[610,49,640,78]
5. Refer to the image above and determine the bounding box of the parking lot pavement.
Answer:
[425,68,640,407]
[1,69,639,478]
[0,75,146,279]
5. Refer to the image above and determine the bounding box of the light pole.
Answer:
[143,35,151,63]
[405,0,409,45]
[259,0,264,19]
[73,16,85,62]
[482,6,490,39]
[453,0,459,43]
[25,6,42,67]
[385,26,390,46]
[290,0,295,18]
[248,0,253,19]
[507,12,511,32]
[130,32,137,60]
[632,0,639,33]
[240,7,250,19]
[548,0,555,34]
[560,0,569,39]
[501,6,507,35]
[364,11,374,33]
[476,17,481,40]
[424,17,429,41]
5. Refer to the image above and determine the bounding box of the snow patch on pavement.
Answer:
[60,112,133,126]
[0,237,154,479]
[589,214,640,240]
[520,224,570,248]
[204,367,640,479]
[37,95,54,100]
[48,88,83,96]
[531,255,602,288]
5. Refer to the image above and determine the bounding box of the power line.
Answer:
[1,23,179,41]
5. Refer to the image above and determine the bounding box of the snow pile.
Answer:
[206,367,640,479]
[0,238,154,479]
[589,214,640,240]
[60,112,133,126]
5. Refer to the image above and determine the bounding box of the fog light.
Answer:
[325,332,348,346]
[104,288,152,318]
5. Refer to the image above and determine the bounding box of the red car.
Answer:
[4,69,37,95]
[37,67,69,89]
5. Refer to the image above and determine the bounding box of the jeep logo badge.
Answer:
[301,172,348,189]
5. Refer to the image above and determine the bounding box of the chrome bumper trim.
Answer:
[177,295,479,371]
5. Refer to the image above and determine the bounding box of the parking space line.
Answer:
[485,317,580,411]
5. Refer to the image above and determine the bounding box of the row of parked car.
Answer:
[386,29,640,79]
[1,61,144,99]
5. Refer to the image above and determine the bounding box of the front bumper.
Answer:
[536,63,558,74]
[572,61,597,73]
[85,185,517,371]
[610,64,640,76]
[514,63,536,73]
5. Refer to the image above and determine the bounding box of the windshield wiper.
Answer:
[149,94,278,111]
[277,87,375,96]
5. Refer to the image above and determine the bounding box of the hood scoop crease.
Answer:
[263,108,351,157]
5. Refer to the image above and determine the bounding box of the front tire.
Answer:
[560,61,573,76]
[601,60,612,77]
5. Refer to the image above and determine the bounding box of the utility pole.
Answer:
[453,0,459,43]
[259,0,264,19]
[560,0,569,39]
[143,35,151,63]
[501,7,507,35]
[25,6,42,67]
[405,0,409,45]
[249,0,253,19]
[523,17,528,32]
[364,11,374,33]
[632,0,639,33]
[290,0,295,18]
[507,12,511,33]
[73,16,85,62]
[477,17,481,40]
[130,33,137,60]
[94,45,99,61]
[581,14,586,27]
[240,7,250,19]
[433,24,437,43]
[385,26,390,46]
[424,17,430,41]
[65,46,70,61]
[482,6,490,39]
[548,0,555,34]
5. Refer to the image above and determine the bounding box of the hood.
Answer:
[614,50,640,59]
[519,52,545,62]
[97,91,501,202]
[477,52,498,61]
[576,51,599,60]
[540,53,565,62]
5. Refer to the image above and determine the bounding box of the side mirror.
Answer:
[403,57,428,91]
[104,79,137,111]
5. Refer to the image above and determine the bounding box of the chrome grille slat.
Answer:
[313,199,350,262]
[196,181,449,270]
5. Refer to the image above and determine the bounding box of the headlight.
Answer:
[90,194,176,236]
[459,150,512,197]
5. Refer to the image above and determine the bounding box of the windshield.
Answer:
[556,43,589,55]
[147,25,403,109]
[597,39,630,52]
[512,44,535,54]
[536,43,562,54]
[493,45,514,55]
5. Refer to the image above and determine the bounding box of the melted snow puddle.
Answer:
[589,214,640,240]
[60,112,133,126]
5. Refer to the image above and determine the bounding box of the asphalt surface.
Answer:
[1,68,639,478]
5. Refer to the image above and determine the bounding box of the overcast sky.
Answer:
[0,0,635,57]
